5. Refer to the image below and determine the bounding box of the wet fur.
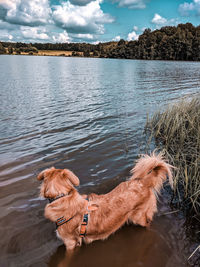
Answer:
[37,153,173,252]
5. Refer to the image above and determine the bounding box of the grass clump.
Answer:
[145,96,200,215]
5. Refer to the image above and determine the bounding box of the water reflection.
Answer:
[49,226,172,267]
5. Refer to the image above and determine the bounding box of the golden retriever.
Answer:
[37,153,173,253]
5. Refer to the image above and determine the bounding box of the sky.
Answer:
[0,0,200,43]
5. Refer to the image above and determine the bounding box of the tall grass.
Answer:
[145,96,200,215]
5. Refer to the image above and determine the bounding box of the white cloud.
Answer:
[112,0,147,9]
[112,35,121,41]
[52,0,114,34]
[0,0,51,26]
[0,19,20,41]
[0,28,13,40]
[73,33,94,40]
[52,31,71,43]
[179,0,200,16]
[0,0,17,10]
[8,33,13,39]
[151,13,178,28]
[0,0,115,43]
[133,25,138,31]
[21,26,49,40]
[0,19,16,30]
[127,30,139,41]
[92,40,100,44]
[151,13,167,25]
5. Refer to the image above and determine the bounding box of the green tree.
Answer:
[83,50,90,57]
[0,43,6,54]
[8,46,13,54]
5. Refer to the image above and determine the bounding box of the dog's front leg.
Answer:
[64,238,77,252]
[57,239,76,267]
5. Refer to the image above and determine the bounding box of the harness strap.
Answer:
[54,196,93,236]
[48,193,68,203]
[79,196,90,237]
[80,213,89,237]
[56,215,75,228]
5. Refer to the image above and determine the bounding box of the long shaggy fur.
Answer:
[37,153,173,252]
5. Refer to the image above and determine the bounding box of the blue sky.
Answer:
[0,0,200,43]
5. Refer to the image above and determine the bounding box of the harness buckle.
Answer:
[80,213,89,237]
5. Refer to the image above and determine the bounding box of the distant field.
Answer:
[38,50,74,56]
[8,50,84,57]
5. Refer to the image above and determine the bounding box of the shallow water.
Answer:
[0,55,199,267]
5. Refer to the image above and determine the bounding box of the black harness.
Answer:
[48,193,68,204]
[48,194,74,229]
[48,194,89,235]
[55,215,76,228]
[79,211,89,237]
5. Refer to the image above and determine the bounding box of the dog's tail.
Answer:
[131,153,173,193]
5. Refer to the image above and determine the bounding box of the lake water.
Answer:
[0,55,199,267]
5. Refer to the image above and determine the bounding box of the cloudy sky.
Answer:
[0,0,200,43]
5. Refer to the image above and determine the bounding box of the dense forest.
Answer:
[1,23,200,61]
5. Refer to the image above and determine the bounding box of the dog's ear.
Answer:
[37,167,55,181]
[63,169,80,186]
[37,170,46,181]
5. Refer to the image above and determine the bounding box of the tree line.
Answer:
[107,23,200,61]
[1,23,200,61]
[0,42,38,54]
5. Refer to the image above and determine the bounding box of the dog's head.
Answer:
[37,167,80,199]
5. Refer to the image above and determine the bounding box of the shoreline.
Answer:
[2,51,200,63]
